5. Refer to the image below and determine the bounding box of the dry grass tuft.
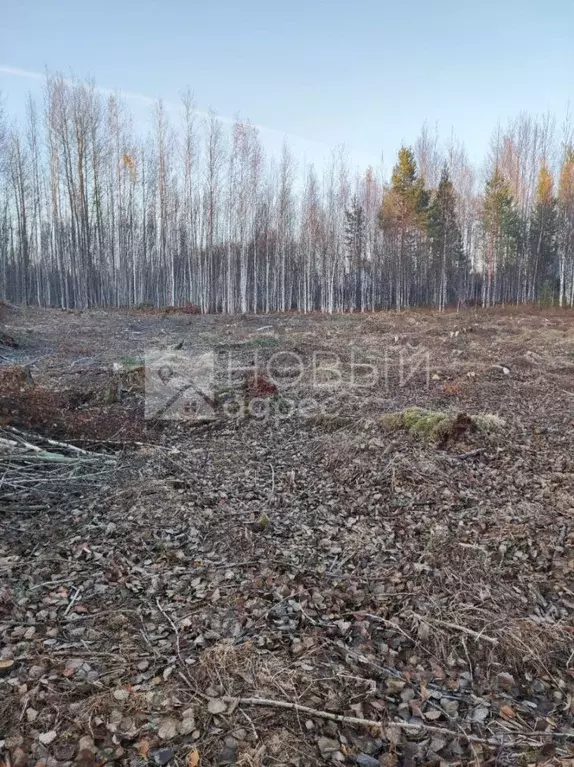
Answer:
[472,412,507,432]
[197,641,287,699]
[307,412,355,431]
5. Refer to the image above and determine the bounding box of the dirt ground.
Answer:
[1,306,573,767]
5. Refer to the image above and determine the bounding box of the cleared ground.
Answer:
[0,307,573,767]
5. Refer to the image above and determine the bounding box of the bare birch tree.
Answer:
[0,74,570,313]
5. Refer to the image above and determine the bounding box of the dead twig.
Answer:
[222,696,574,745]
[155,597,182,659]
[424,616,499,646]
[156,598,201,695]
[63,587,82,616]
[456,448,485,459]
[240,707,259,741]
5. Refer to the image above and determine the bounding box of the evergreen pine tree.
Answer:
[427,164,465,308]
[529,164,557,301]
[557,148,574,305]
[345,195,365,310]
[380,147,429,229]
[481,168,522,304]
[379,147,429,307]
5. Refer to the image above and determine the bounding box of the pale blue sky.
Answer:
[1,0,573,173]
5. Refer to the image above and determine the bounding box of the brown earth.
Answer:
[0,306,573,767]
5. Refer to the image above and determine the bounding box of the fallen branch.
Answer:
[456,448,485,459]
[222,696,574,745]
[0,437,18,450]
[5,426,96,456]
[0,426,119,506]
[428,617,499,646]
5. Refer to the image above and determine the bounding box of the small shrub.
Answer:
[0,364,147,441]
[0,331,19,349]
[245,372,278,399]
[0,365,33,392]
[440,381,465,396]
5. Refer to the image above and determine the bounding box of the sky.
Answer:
[1,0,573,175]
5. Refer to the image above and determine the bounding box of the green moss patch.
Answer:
[379,406,505,444]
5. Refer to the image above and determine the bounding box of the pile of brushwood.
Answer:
[0,426,118,512]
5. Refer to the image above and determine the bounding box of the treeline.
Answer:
[0,75,573,311]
